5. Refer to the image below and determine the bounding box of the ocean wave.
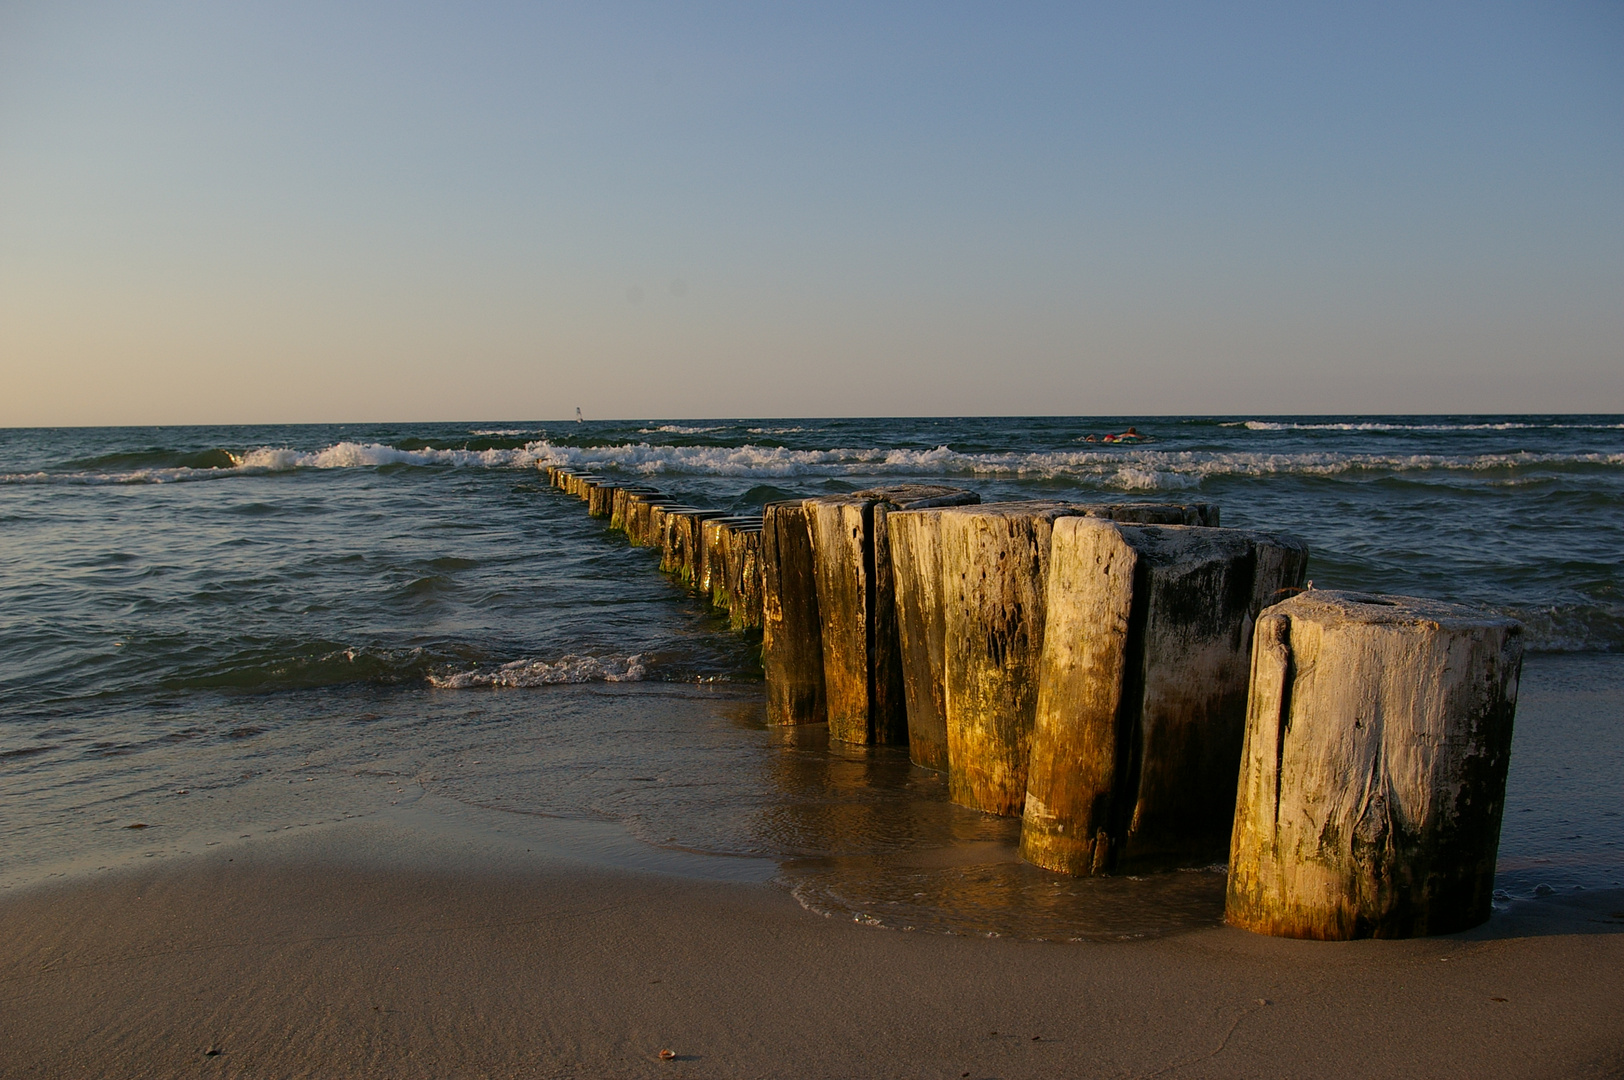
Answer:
[1,441,554,485]
[1505,604,1624,654]
[638,425,726,435]
[428,654,647,688]
[1238,420,1624,432]
[7,438,1621,490]
[236,442,551,470]
[530,442,1624,490]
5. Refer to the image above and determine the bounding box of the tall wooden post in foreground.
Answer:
[1226,590,1522,940]
[934,502,1215,815]
[806,486,978,746]
[762,502,826,726]
[1018,519,1309,875]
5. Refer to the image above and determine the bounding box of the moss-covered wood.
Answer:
[726,524,765,632]
[935,502,1226,817]
[586,479,620,518]
[610,485,663,531]
[701,516,762,602]
[659,508,727,580]
[1225,590,1522,940]
[1019,520,1309,876]
[625,496,678,547]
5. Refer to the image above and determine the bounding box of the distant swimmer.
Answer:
[1102,426,1149,444]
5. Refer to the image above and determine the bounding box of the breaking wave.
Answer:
[428,654,647,689]
[531,442,1624,491]
[1234,420,1624,432]
[638,424,726,435]
[2,441,553,485]
[7,437,1622,493]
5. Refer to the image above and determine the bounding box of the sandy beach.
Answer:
[3,812,1621,1080]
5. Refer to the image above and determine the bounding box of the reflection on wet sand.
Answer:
[736,707,1228,940]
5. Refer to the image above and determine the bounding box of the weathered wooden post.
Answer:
[586,479,619,518]
[626,495,678,547]
[646,502,701,551]
[933,502,1220,814]
[660,508,727,580]
[611,486,663,532]
[1018,519,1309,876]
[762,501,826,726]
[726,524,765,632]
[887,509,952,771]
[701,516,762,602]
[1225,590,1522,939]
[806,486,979,746]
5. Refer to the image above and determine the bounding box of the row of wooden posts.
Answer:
[546,468,1523,941]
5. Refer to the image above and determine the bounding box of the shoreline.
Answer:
[3,816,1622,1079]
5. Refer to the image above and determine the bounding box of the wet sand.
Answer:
[2,817,1622,1080]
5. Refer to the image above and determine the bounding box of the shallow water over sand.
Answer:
[2,659,1618,938]
[2,417,1622,935]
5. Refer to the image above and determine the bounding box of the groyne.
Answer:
[543,465,1521,939]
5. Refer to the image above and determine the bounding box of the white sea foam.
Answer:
[528,441,1624,491]
[1239,420,1624,432]
[7,439,1621,489]
[240,441,553,470]
[638,425,725,435]
[427,653,647,689]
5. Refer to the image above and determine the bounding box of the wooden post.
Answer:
[646,502,700,551]
[586,479,619,518]
[660,509,727,580]
[611,486,663,532]
[574,474,607,501]
[935,502,1222,815]
[726,524,765,632]
[1019,520,1309,876]
[887,509,951,771]
[701,516,762,603]
[806,486,978,746]
[762,501,826,726]
[626,496,678,547]
[1225,590,1522,940]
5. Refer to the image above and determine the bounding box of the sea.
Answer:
[2,416,1620,938]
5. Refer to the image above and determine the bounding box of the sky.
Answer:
[1,1,1620,425]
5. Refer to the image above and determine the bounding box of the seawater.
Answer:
[2,417,1620,936]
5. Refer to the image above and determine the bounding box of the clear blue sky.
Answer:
[2,1,1620,424]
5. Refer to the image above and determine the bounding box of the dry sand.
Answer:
[2,816,1621,1080]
